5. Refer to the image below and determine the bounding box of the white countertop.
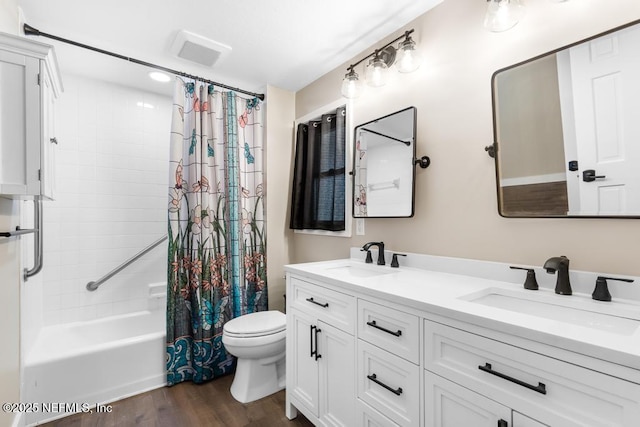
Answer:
[285,251,640,373]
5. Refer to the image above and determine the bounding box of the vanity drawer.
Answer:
[358,299,420,364]
[424,320,640,427]
[357,398,401,427]
[289,277,355,334]
[358,340,420,427]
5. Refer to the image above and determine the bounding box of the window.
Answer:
[290,102,350,236]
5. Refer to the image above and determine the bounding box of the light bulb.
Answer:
[365,57,389,87]
[396,37,422,73]
[341,69,363,98]
[484,0,525,32]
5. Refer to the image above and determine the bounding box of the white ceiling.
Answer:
[17,0,443,97]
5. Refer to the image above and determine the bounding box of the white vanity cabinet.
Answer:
[286,257,640,427]
[357,299,421,427]
[286,276,356,427]
[425,371,548,427]
[424,317,640,427]
[0,33,62,200]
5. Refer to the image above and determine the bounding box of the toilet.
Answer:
[222,310,286,403]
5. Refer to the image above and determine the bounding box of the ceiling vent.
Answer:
[171,30,232,68]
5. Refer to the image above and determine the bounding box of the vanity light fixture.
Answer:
[484,0,525,33]
[396,33,422,73]
[341,29,421,98]
[365,52,391,87]
[341,68,363,98]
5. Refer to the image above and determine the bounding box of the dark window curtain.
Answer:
[290,106,346,231]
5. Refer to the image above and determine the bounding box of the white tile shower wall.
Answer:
[42,75,171,325]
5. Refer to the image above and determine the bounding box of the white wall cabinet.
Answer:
[286,277,356,427]
[0,33,62,200]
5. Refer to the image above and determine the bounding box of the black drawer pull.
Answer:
[479,363,546,395]
[306,297,329,308]
[366,320,402,337]
[367,373,403,396]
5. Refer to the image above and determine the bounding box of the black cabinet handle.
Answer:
[498,420,508,427]
[49,137,58,144]
[479,363,546,395]
[306,297,329,308]
[314,327,322,360]
[309,325,315,358]
[367,373,403,396]
[366,320,402,337]
[309,325,322,360]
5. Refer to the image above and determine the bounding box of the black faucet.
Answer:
[362,241,385,265]
[543,256,572,295]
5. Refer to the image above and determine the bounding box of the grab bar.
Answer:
[24,198,43,281]
[0,227,37,237]
[86,235,167,291]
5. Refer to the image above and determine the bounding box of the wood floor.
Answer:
[42,375,314,427]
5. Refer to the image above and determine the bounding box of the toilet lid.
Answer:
[223,310,286,337]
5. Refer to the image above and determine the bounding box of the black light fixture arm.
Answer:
[22,23,265,101]
[415,156,430,169]
[345,29,415,72]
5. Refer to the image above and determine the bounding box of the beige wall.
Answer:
[292,0,640,276]
[1,2,22,426]
[265,85,295,312]
[496,54,566,180]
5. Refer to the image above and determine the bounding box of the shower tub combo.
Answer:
[23,285,166,425]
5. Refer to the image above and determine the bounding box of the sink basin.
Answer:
[461,288,640,335]
[324,264,393,278]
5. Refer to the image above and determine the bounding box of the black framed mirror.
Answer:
[491,19,640,218]
[352,107,416,218]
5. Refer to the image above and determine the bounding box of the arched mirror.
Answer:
[352,107,417,218]
[491,19,640,218]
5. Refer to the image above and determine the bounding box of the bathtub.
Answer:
[23,309,166,425]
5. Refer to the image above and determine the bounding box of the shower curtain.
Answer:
[166,79,267,385]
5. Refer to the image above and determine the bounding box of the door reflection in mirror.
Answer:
[492,19,640,218]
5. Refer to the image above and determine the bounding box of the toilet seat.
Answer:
[223,310,286,338]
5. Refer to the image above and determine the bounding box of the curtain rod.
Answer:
[23,23,265,101]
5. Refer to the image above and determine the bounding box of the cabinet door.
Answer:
[359,340,420,427]
[318,320,355,427]
[425,371,511,427]
[39,66,57,200]
[513,412,548,427]
[288,308,319,417]
[0,50,40,196]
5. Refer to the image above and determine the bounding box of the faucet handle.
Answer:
[592,276,634,302]
[510,266,539,290]
[391,253,407,268]
[361,249,373,264]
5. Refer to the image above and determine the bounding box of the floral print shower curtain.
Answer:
[166,79,267,385]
